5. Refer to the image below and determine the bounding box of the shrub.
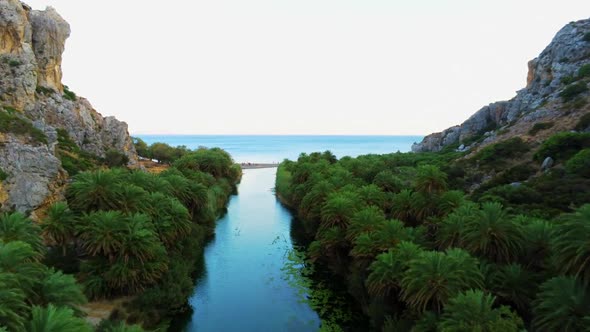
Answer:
[63,85,77,101]
[560,82,588,102]
[584,32,590,42]
[472,137,530,167]
[579,64,590,79]
[561,76,575,85]
[104,149,129,168]
[8,59,21,67]
[0,167,7,181]
[575,113,590,131]
[36,86,55,95]
[534,132,590,161]
[0,107,47,144]
[528,122,554,136]
[566,149,590,177]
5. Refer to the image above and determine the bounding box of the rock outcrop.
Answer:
[412,18,590,152]
[0,0,137,216]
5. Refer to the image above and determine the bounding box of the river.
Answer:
[182,167,320,331]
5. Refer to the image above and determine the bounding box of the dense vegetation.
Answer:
[276,129,590,331]
[0,147,240,331]
[132,137,190,164]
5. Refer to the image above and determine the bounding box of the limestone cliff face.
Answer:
[412,18,590,152]
[0,0,138,216]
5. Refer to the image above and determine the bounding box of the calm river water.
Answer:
[182,168,320,331]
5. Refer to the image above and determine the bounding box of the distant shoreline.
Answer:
[240,163,279,169]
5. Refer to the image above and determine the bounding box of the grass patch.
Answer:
[575,113,590,131]
[0,107,47,144]
[579,64,590,79]
[529,122,554,136]
[560,82,588,102]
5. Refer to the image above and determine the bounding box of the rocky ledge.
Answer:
[0,0,138,216]
[412,18,590,152]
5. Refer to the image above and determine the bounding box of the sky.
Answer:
[24,0,590,135]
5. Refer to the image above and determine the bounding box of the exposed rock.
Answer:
[413,18,590,152]
[0,0,138,215]
[541,157,554,171]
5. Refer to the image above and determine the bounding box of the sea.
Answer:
[135,135,423,163]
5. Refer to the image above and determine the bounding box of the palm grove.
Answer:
[275,126,590,331]
[0,139,241,331]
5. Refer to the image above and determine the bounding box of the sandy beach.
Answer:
[240,163,279,169]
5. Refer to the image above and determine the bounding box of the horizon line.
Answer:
[131,133,426,137]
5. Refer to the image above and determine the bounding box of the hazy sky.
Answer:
[25,1,590,135]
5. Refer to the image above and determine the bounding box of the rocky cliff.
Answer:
[0,0,137,217]
[412,18,590,153]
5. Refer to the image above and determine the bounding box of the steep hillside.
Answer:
[413,18,590,154]
[0,0,137,217]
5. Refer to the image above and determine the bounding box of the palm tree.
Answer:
[366,241,424,297]
[116,185,149,214]
[37,269,87,315]
[490,263,538,314]
[120,214,161,264]
[372,170,403,193]
[0,272,27,331]
[0,212,44,254]
[41,202,78,254]
[437,190,465,216]
[401,249,483,313]
[77,211,126,259]
[145,193,191,245]
[435,203,479,250]
[298,181,335,224]
[373,219,411,252]
[346,206,386,242]
[391,189,415,223]
[532,276,590,331]
[522,219,554,271]
[0,241,45,297]
[414,165,448,194]
[67,170,123,212]
[26,304,92,332]
[358,184,387,209]
[350,233,378,260]
[320,191,362,230]
[438,289,524,332]
[462,202,523,263]
[551,204,590,284]
[124,170,172,195]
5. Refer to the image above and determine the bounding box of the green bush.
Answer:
[561,76,575,85]
[63,85,77,101]
[0,167,8,181]
[579,64,590,79]
[472,137,530,167]
[575,113,590,131]
[565,149,590,177]
[528,122,554,136]
[0,107,47,144]
[104,149,129,168]
[8,59,21,67]
[560,82,588,102]
[534,132,590,161]
[36,86,55,95]
[584,32,590,42]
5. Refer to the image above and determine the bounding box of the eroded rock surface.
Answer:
[0,0,137,215]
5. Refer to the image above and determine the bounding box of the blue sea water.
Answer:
[135,135,423,163]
